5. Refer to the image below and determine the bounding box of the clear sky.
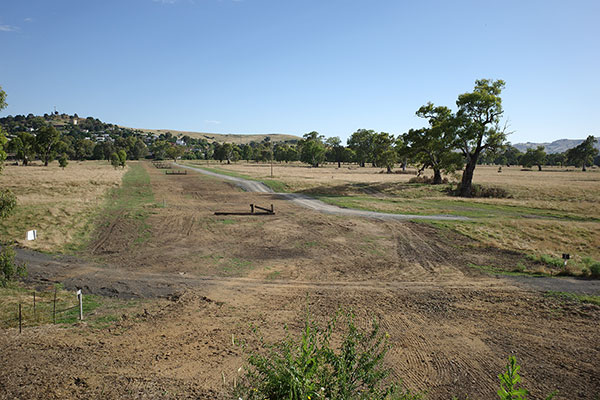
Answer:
[1,0,598,144]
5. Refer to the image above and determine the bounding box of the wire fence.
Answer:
[2,287,84,332]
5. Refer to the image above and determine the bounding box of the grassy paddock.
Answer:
[201,162,600,261]
[0,161,126,253]
[92,161,157,247]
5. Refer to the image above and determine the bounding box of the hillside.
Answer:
[0,112,301,145]
[130,128,301,144]
[514,137,599,154]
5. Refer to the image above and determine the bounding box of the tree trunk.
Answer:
[582,164,587,171]
[360,161,365,167]
[386,166,392,174]
[433,168,442,184]
[337,160,341,168]
[459,160,477,197]
[537,164,542,171]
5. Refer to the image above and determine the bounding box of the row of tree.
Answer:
[479,138,600,171]
[2,80,599,197]
[7,126,150,166]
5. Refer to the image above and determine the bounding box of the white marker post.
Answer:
[26,230,37,241]
[77,289,83,320]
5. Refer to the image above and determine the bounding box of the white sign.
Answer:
[26,230,37,241]
[77,289,82,296]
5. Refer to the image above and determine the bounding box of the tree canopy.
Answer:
[566,135,598,171]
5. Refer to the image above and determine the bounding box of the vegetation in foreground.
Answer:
[234,310,557,400]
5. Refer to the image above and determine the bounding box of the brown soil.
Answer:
[1,163,599,399]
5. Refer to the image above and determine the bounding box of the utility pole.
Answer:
[270,142,274,178]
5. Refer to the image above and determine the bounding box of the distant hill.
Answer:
[514,137,599,154]
[131,128,301,144]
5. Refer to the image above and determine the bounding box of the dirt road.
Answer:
[2,163,599,399]
[176,162,469,221]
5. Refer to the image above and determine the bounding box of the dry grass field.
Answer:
[0,161,126,253]
[194,161,600,263]
[0,161,599,399]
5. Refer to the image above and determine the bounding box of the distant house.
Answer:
[176,139,186,146]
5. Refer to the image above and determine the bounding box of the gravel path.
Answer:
[176,163,469,221]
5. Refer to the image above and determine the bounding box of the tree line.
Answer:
[479,137,600,172]
[2,80,599,197]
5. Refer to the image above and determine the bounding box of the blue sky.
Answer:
[1,0,598,143]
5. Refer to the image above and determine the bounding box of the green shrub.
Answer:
[590,262,600,279]
[0,188,16,219]
[235,310,421,400]
[449,183,510,198]
[408,175,448,184]
[539,254,563,269]
[0,246,27,286]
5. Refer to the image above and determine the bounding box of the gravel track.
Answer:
[176,163,469,221]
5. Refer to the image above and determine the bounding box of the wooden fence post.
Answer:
[18,304,22,334]
[33,291,36,319]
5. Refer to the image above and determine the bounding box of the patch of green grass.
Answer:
[222,257,254,276]
[217,219,236,225]
[96,163,155,247]
[262,179,289,193]
[314,194,598,221]
[544,291,600,306]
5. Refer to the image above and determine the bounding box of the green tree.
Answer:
[150,140,170,160]
[110,152,120,169]
[73,138,95,160]
[299,132,326,167]
[35,125,62,166]
[58,153,69,169]
[0,86,20,283]
[404,103,464,183]
[347,129,374,167]
[502,145,523,166]
[520,146,546,171]
[8,131,36,166]
[454,79,508,196]
[130,138,148,160]
[545,152,565,166]
[0,85,6,111]
[241,144,254,162]
[117,149,127,168]
[166,145,185,162]
[566,135,598,171]
[326,136,346,168]
[372,132,397,173]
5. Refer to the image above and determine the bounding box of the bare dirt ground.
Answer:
[1,162,599,399]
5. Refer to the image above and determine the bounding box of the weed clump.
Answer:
[234,310,421,400]
[450,183,510,198]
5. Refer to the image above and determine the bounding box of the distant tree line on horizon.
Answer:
[1,80,599,197]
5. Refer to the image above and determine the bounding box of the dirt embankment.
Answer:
[2,162,599,399]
